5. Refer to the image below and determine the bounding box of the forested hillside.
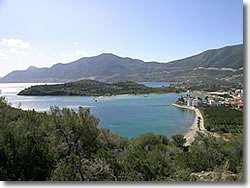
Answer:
[17,80,183,96]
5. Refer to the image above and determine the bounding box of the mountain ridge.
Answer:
[0,44,243,84]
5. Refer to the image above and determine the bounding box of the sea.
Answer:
[0,82,199,139]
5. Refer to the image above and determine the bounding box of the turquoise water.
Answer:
[0,83,196,139]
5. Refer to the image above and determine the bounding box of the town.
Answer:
[176,89,243,109]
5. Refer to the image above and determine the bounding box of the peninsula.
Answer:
[17,80,183,96]
[171,103,207,146]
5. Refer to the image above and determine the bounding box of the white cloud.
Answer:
[73,41,79,45]
[76,50,88,57]
[0,50,8,60]
[9,48,27,55]
[0,38,31,48]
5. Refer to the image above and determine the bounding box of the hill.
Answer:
[17,80,182,96]
[0,44,243,86]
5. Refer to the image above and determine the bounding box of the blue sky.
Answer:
[0,0,243,76]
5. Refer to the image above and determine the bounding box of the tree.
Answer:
[175,133,225,172]
[0,108,55,180]
[0,97,244,181]
[171,134,186,148]
[50,106,100,159]
[197,117,201,130]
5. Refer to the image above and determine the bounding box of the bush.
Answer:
[171,134,186,148]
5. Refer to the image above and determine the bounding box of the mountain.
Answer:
[164,44,243,69]
[0,44,243,84]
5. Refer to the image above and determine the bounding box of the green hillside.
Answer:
[18,80,183,96]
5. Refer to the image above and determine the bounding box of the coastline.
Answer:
[94,92,176,99]
[171,103,206,146]
[94,92,192,99]
[94,90,211,99]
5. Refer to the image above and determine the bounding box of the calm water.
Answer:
[0,83,196,139]
[138,82,180,88]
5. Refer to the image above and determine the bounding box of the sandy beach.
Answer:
[171,103,207,146]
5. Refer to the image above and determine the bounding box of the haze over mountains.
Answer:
[0,44,243,84]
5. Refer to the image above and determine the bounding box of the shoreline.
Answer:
[17,92,183,98]
[94,92,196,99]
[90,90,211,99]
[94,93,173,99]
[171,103,206,146]
[88,90,212,99]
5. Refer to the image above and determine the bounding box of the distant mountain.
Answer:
[0,44,243,84]
[164,44,243,69]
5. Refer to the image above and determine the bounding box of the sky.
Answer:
[0,0,243,77]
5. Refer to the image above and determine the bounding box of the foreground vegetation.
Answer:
[0,97,243,181]
[17,80,184,96]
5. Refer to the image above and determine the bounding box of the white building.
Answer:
[187,98,192,107]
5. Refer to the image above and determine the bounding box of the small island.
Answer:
[18,80,184,96]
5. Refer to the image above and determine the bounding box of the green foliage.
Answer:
[18,80,183,96]
[49,106,100,158]
[221,134,243,174]
[176,97,184,105]
[174,132,243,177]
[176,133,225,172]
[0,97,243,181]
[200,107,243,133]
[122,133,175,181]
[171,134,186,148]
[132,133,169,150]
[0,101,55,180]
[50,154,83,181]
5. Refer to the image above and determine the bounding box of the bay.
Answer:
[0,82,197,139]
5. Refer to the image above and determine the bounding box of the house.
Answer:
[184,95,194,107]
[209,99,216,106]
[216,101,225,107]
[192,99,202,107]
[231,101,244,109]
